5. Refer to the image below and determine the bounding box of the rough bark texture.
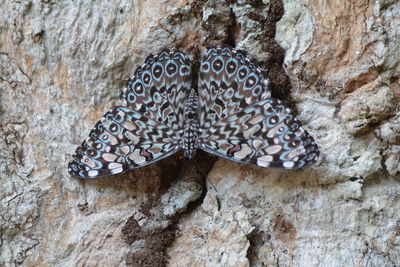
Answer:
[1,0,399,266]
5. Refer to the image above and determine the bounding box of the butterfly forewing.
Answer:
[198,46,270,129]
[121,49,192,131]
[198,46,319,169]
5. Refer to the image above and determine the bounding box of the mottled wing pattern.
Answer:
[198,46,270,129]
[69,107,181,178]
[200,99,319,168]
[69,49,192,178]
[198,46,319,169]
[120,49,192,131]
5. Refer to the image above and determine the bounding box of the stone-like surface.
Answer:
[169,160,400,266]
[1,0,399,266]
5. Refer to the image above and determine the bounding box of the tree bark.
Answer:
[1,0,399,266]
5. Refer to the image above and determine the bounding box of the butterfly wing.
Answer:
[69,49,192,178]
[120,49,192,132]
[199,98,319,169]
[198,46,319,169]
[68,107,182,178]
[198,46,270,129]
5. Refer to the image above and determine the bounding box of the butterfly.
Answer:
[68,46,319,178]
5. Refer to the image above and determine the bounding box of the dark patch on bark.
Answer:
[120,153,182,266]
[123,214,178,267]
[260,0,294,110]
[244,0,265,9]
[201,1,235,47]
[157,155,185,195]
[273,214,297,242]
[225,10,237,48]
[189,0,206,18]
[246,227,271,264]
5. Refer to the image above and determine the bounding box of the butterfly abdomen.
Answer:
[183,89,200,159]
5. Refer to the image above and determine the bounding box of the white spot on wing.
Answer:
[283,161,295,168]
[109,162,122,169]
[257,155,273,167]
[128,149,146,164]
[258,155,273,162]
[249,114,264,125]
[122,121,136,131]
[234,144,253,159]
[265,145,282,154]
[88,170,99,177]
[120,145,130,156]
[125,131,140,144]
[111,167,123,174]
[288,146,305,159]
[253,140,264,149]
[82,156,96,168]
[102,153,118,162]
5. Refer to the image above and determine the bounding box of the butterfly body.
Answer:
[183,89,200,159]
[69,46,319,178]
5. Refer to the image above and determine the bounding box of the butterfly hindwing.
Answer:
[68,106,182,178]
[198,47,319,169]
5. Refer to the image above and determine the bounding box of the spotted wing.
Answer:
[198,45,270,129]
[68,107,181,178]
[69,49,192,178]
[120,49,192,132]
[198,46,319,169]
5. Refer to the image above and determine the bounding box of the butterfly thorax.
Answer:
[183,89,199,159]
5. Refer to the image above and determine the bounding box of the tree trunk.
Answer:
[1,0,399,266]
